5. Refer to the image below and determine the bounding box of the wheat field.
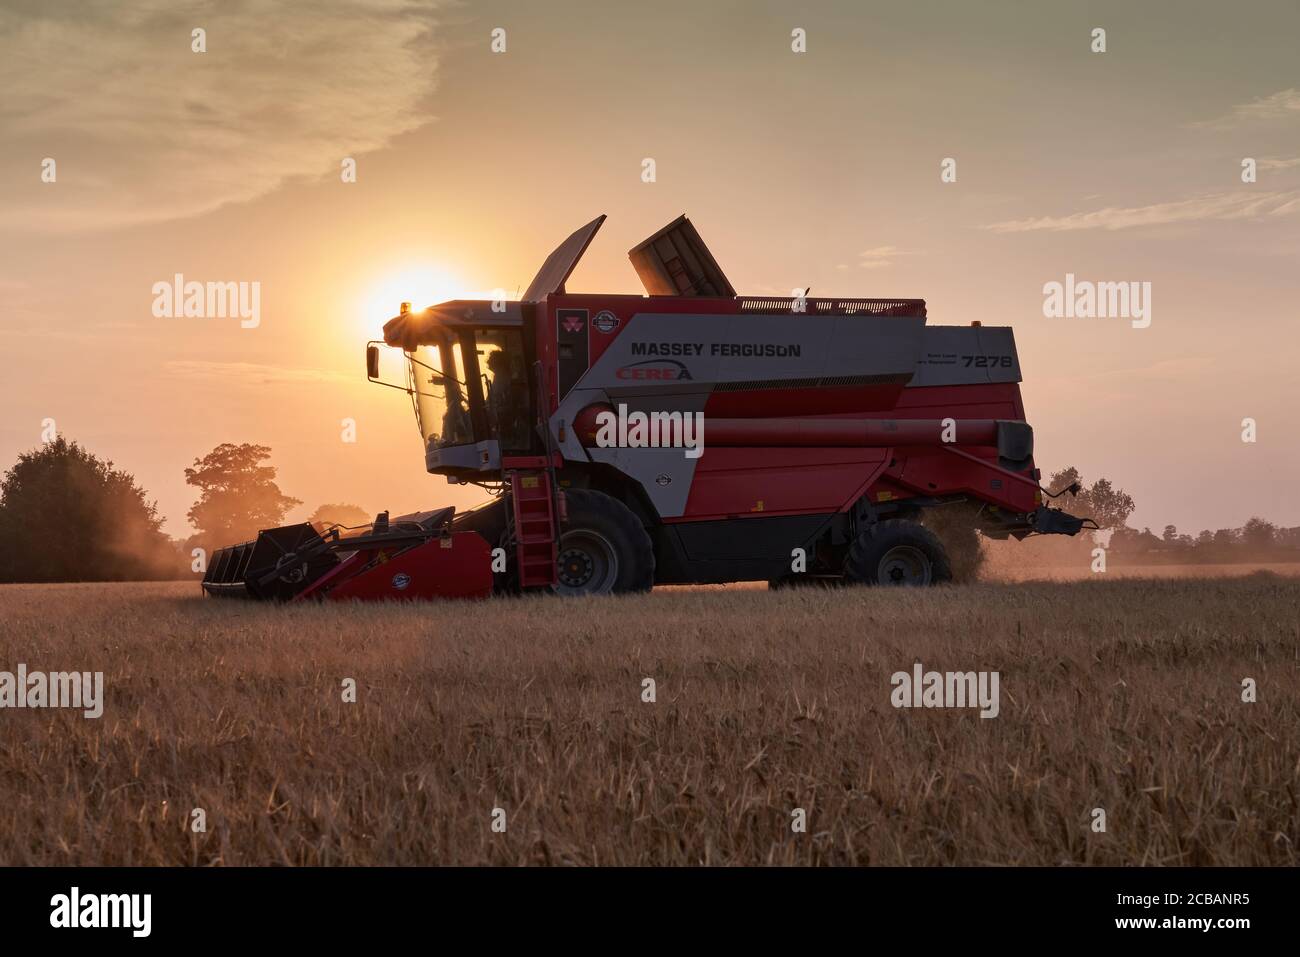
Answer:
[0,576,1296,865]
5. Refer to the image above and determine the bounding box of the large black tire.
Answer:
[844,520,952,586]
[554,489,655,595]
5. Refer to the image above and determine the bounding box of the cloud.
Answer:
[1193,88,1300,129]
[0,0,442,232]
[857,245,917,269]
[984,190,1300,233]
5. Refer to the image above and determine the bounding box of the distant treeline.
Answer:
[0,440,1294,582]
[0,437,365,584]
[1106,519,1300,565]
[1039,467,1300,565]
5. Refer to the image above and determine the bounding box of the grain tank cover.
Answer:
[522,214,607,302]
[628,214,736,298]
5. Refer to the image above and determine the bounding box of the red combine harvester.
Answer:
[202,215,1090,601]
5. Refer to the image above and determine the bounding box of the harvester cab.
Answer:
[372,215,612,480]
[203,213,1092,602]
[367,300,534,474]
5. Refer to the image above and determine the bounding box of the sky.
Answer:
[1,0,1298,537]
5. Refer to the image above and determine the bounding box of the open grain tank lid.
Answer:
[522,214,607,302]
[628,214,736,298]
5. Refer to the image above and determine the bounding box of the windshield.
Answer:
[404,326,531,454]
[406,334,472,449]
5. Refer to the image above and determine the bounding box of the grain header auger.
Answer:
[201,214,1092,601]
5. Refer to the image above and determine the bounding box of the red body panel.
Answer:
[892,382,1026,421]
[309,532,493,602]
[681,447,890,520]
[696,418,1001,447]
[885,447,1038,512]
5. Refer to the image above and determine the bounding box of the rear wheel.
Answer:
[844,520,952,587]
[553,489,655,596]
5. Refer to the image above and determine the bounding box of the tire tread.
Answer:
[844,519,952,586]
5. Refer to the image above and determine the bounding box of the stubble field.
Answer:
[0,576,1296,865]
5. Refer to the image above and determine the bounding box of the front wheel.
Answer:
[553,489,655,596]
[843,520,952,586]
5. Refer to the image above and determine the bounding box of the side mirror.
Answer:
[365,340,411,394]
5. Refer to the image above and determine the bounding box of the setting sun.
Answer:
[360,264,468,336]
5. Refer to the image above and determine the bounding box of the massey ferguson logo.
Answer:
[561,314,585,333]
[630,341,801,358]
[615,359,693,381]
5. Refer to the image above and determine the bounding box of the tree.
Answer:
[1240,517,1276,549]
[1162,524,1178,543]
[0,437,178,582]
[1046,467,1135,531]
[1081,477,1136,532]
[1047,467,1082,497]
[307,503,371,532]
[185,443,301,545]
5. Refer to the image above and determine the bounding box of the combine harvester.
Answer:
[202,215,1089,601]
